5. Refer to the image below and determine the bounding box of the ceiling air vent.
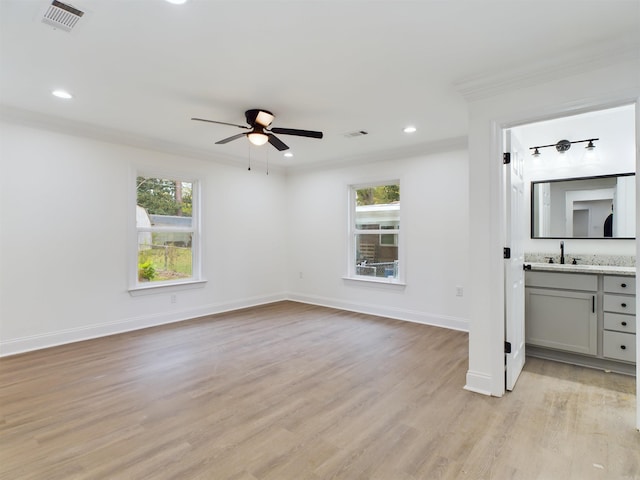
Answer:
[344,130,369,138]
[42,0,84,32]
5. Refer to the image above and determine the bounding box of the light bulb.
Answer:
[248,132,269,146]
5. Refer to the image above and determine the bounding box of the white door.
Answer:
[505,129,526,390]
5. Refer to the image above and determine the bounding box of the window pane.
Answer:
[138,232,193,282]
[355,184,400,206]
[136,177,193,228]
[355,233,398,278]
[354,184,400,230]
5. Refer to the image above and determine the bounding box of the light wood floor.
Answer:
[1,301,638,480]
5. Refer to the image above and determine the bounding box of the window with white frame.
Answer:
[135,175,199,286]
[349,182,401,281]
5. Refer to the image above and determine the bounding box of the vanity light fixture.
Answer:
[529,138,598,156]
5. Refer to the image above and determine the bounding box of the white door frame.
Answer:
[495,97,639,429]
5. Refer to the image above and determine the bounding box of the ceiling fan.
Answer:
[191,109,323,151]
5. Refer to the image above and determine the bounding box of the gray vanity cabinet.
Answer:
[525,272,597,355]
[603,276,636,363]
[525,269,636,373]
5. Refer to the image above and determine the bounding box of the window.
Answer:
[134,175,200,288]
[349,182,401,281]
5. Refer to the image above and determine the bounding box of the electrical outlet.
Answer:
[456,286,463,297]
[170,294,177,304]
[299,271,303,279]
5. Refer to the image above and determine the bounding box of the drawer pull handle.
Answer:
[621,321,628,326]
[621,303,627,308]
[620,345,626,350]
[621,283,627,288]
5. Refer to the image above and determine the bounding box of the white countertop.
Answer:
[526,262,636,276]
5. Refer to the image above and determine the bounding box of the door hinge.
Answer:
[505,341,512,354]
[503,247,511,259]
[503,152,511,164]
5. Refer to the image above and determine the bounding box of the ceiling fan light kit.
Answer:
[247,132,269,146]
[192,109,323,152]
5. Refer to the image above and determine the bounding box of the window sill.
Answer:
[129,279,207,296]
[342,276,406,287]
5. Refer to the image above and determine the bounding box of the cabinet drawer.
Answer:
[603,294,636,315]
[604,313,636,334]
[525,271,597,291]
[604,275,635,294]
[603,331,636,363]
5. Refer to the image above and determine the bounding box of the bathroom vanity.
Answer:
[525,263,636,375]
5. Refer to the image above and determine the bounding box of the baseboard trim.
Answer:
[0,293,287,357]
[287,293,469,332]
[1,293,470,357]
[464,370,493,396]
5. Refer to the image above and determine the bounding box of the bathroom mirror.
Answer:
[531,173,635,239]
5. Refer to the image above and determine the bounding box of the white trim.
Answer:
[454,35,639,102]
[341,276,406,286]
[133,173,201,288]
[464,371,494,396]
[347,180,404,282]
[635,98,640,431]
[288,292,469,332]
[0,105,287,174]
[471,97,640,399]
[0,294,468,357]
[487,98,639,424]
[0,293,287,357]
[128,279,207,296]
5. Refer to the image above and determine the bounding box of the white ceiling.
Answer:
[1,0,638,169]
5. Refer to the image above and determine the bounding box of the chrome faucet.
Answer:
[560,241,565,264]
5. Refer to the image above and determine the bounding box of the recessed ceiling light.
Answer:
[165,0,187,4]
[52,89,73,99]
[403,126,417,133]
[284,152,294,158]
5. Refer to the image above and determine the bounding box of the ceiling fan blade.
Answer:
[268,134,289,151]
[215,133,247,144]
[192,117,250,129]
[270,127,323,139]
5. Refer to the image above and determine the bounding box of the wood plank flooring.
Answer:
[1,301,638,479]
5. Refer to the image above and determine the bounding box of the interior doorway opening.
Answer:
[503,103,637,394]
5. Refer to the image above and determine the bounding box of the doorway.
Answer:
[504,103,637,392]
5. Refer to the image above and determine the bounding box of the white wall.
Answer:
[0,121,289,355]
[286,149,470,331]
[465,58,639,398]
[514,105,636,257]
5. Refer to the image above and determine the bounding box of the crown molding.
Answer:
[0,105,286,174]
[454,34,640,102]
[287,135,468,174]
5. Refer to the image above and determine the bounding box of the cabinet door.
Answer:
[525,288,597,355]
